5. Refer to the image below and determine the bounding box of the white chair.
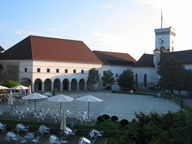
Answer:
[38,125,50,136]
[6,131,18,141]
[24,132,35,139]
[63,127,75,136]
[89,129,102,138]
[49,135,61,144]
[32,136,40,143]
[79,137,91,144]
[0,122,6,133]
[15,124,28,133]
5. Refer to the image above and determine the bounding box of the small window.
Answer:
[47,68,50,73]
[56,69,59,73]
[65,69,68,73]
[81,70,84,73]
[24,68,27,72]
[37,68,41,72]
[73,69,76,73]
[116,74,118,78]
[103,71,106,75]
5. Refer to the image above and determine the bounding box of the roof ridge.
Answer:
[29,35,83,43]
[93,50,130,55]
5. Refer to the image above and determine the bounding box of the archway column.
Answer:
[42,81,45,92]
[77,80,79,91]
[68,81,71,91]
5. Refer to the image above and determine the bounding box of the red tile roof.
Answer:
[93,50,136,66]
[0,36,102,64]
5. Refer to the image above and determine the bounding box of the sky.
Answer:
[0,0,192,60]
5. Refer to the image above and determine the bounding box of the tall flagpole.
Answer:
[161,10,163,28]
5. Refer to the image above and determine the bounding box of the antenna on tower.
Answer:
[161,10,163,28]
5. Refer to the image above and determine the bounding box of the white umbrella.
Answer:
[22,93,47,113]
[76,95,103,118]
[11,85,29,90]
[48,94,74,114]
[8,91,14,108]
[60,113,66,130]
[0,85,9,90]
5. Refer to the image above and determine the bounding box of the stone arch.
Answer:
[34,78,42,92]
[79,79,85,90]
[63,79,69,90]
[71,79,77,90]
[54,78,61,91]
[44,78,52,91]
[144,73,147,88]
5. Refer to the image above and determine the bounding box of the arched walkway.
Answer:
[79,79,85,90]
[63,79,69,90]
[34,78,42,92]
[144,73,147,88]
[54,78,61,90]
[44,79,51,91]
[71,79,77,90]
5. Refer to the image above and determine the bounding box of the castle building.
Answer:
[0,26,192,91]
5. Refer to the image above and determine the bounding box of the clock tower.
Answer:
[155,27,176,52]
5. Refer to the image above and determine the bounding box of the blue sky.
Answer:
[1,0,192,60]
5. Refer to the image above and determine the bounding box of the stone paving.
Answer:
[0,91,180,121]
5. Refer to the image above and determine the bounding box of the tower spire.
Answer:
[161,10,163,28]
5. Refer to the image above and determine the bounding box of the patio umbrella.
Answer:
[60,113,66,130]
[11,85,29,90]
[48,94,74,114]
[22,93,48,113]
[0,85,9,90]
[76,95,103,118]
[8,91,14,110]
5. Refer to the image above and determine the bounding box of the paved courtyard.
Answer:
[1,91,180,121]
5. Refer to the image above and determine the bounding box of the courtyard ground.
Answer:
[0,91,180,121]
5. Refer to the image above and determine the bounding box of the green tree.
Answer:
[87,68,100,89]
[158,57,184,94]
[118,69,134,89]
[102,70,115,89]
[0,80,20,88]
[183,69,192,95]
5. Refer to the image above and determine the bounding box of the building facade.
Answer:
[0,26,192,92]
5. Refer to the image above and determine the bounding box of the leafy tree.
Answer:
[118,69,134,90]
[101,70,115,89]
[183,69,192,95]
[0,80,20,88]
[158,57,184,94]
[87,68,100,89]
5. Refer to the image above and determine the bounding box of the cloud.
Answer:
[97,4,113,9]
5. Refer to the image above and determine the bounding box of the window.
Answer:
[24,68,27,72]
[103,71,106,75]
[37,68,41,73]
[73,69,76,73]
[47,68,50,73]
[65,69,68,73]
[81,70,84,73]
[56,69,59,73]
[115,74,118,78]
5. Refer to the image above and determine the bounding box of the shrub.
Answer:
[111,116,118,121]
[101,114,110,120]
[97,116,104,122]
[120,119,129,127]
